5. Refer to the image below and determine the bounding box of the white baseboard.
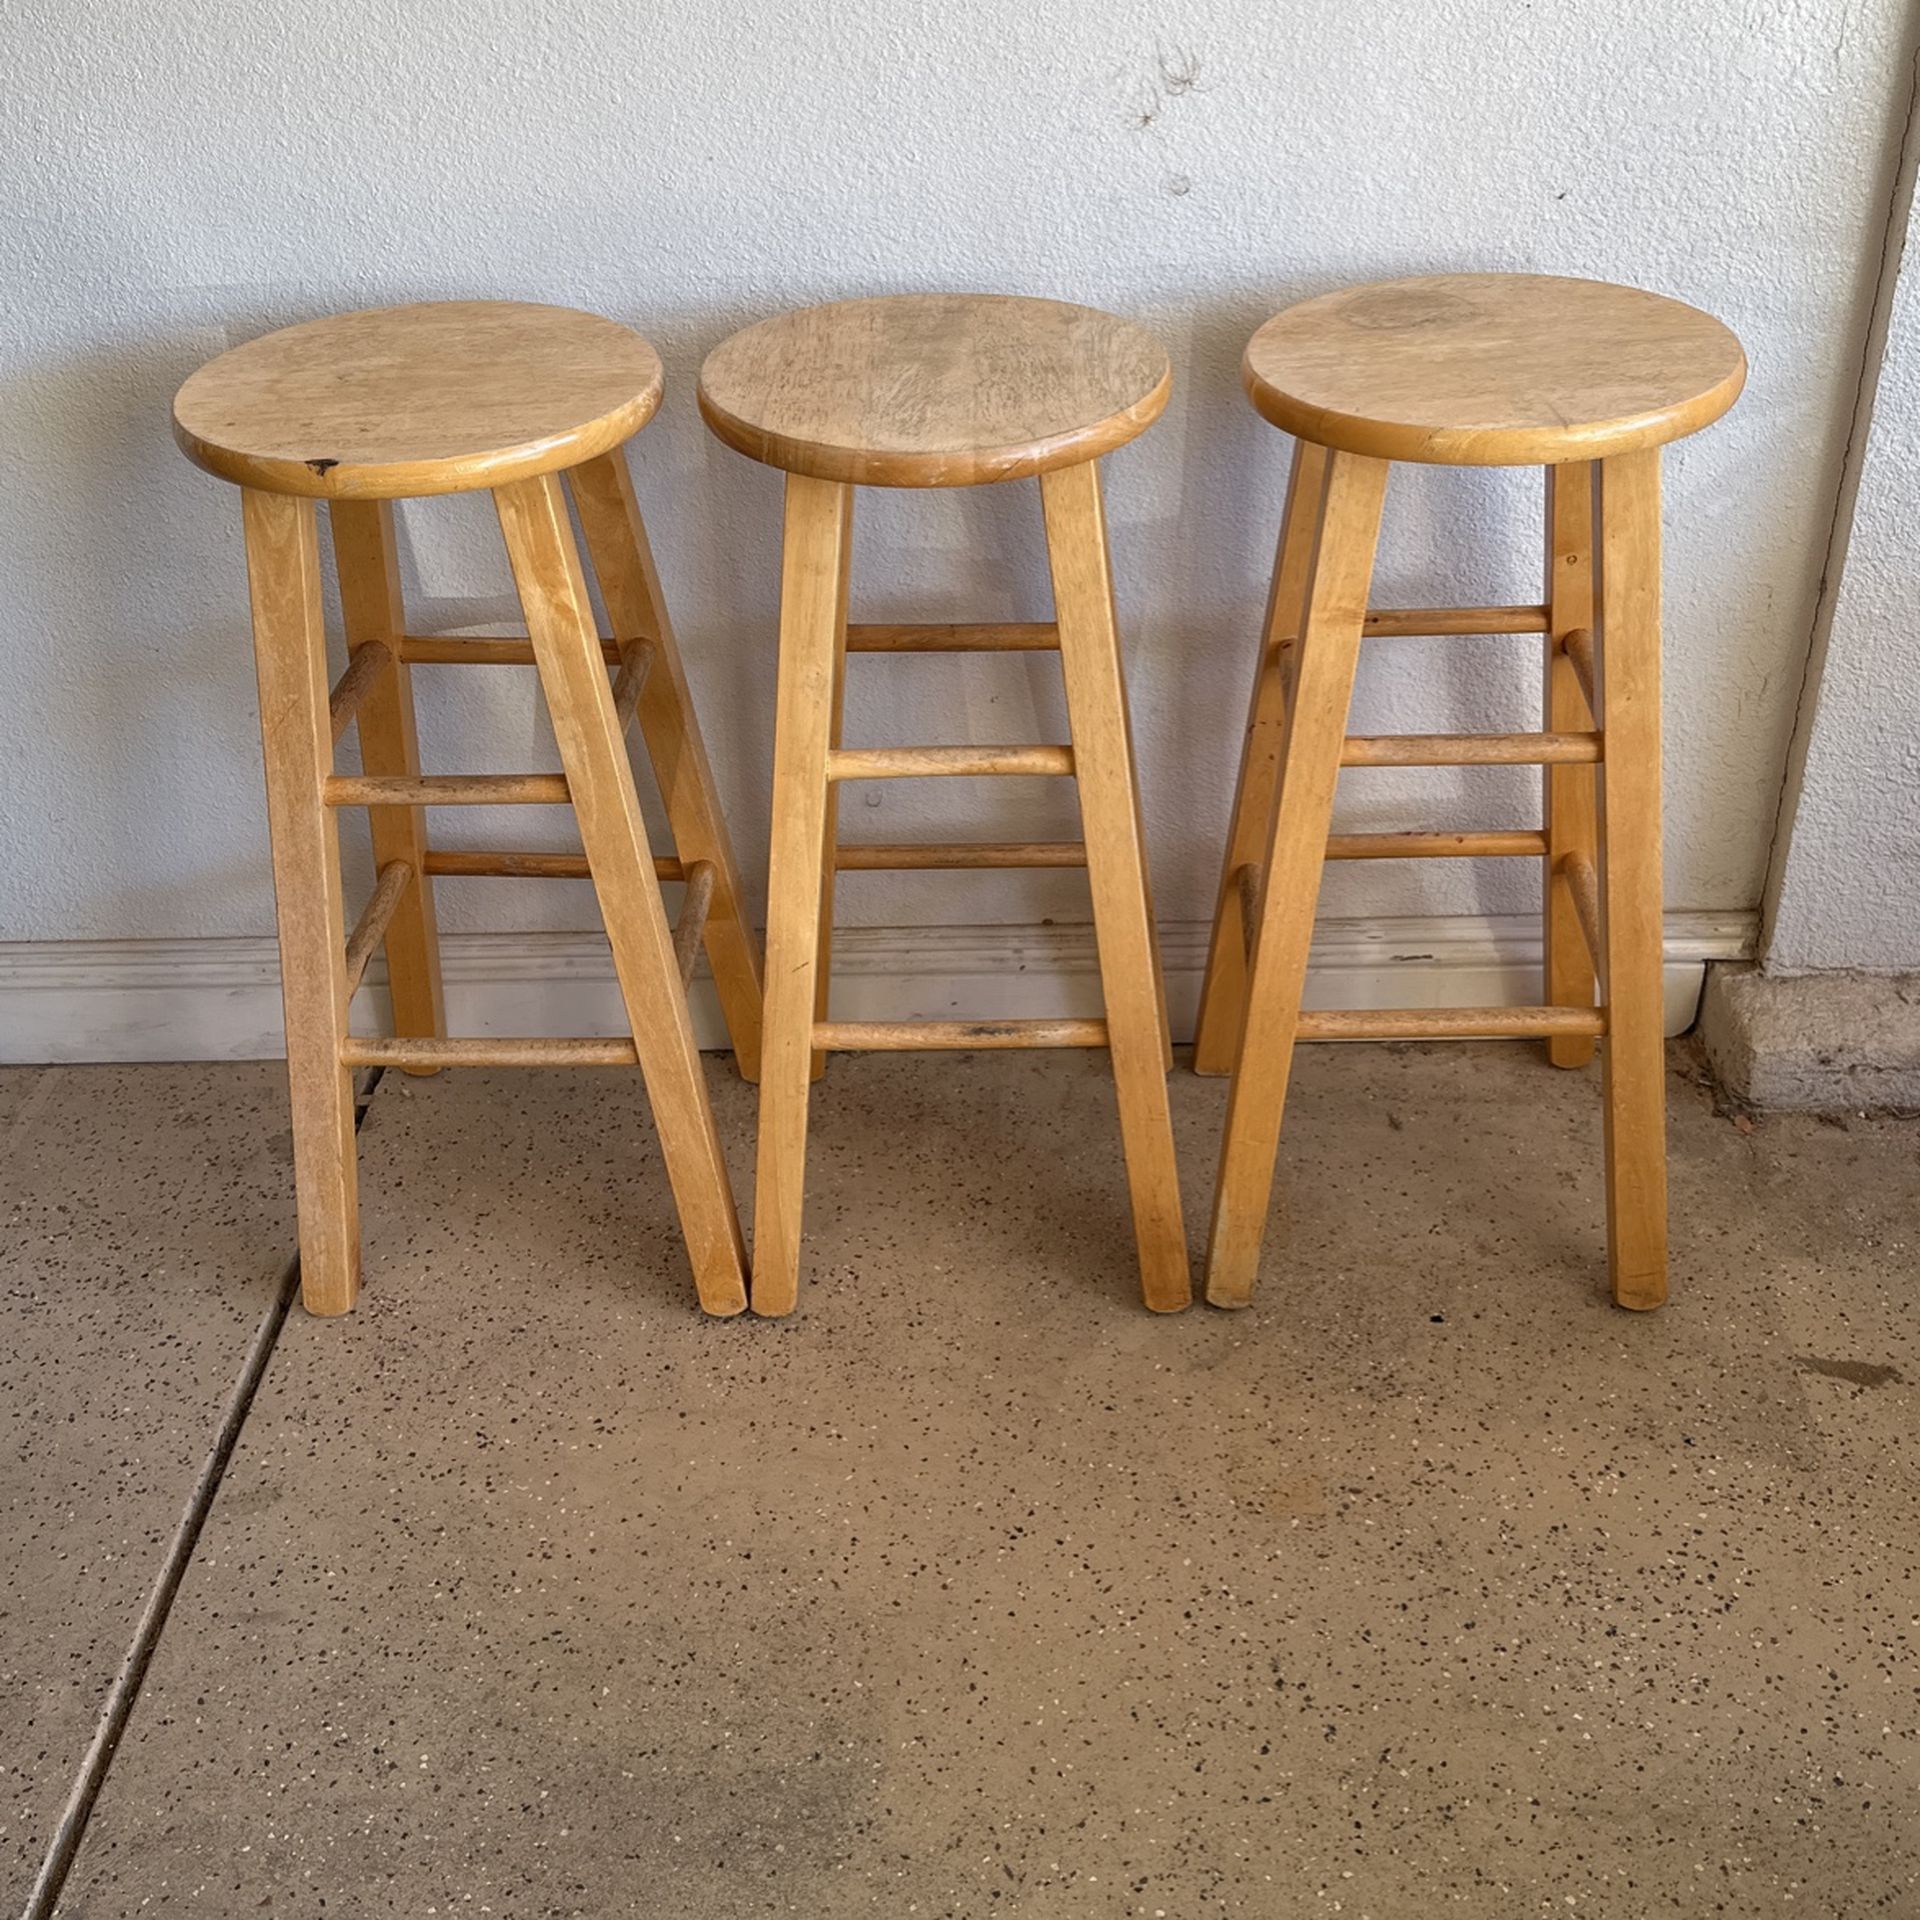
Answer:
[0,912,1758,1064]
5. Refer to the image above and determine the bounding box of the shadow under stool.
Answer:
[698,292,1191,1316]
[1192,274,1745,1312]
[174,299,763,1316]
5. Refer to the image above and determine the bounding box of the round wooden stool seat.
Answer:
[1242,274,1746,467]
[697,293,1172,488]
[172,300,664,500]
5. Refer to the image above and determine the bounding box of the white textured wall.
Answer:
[1767,87,1920,977]
[0,0,1909,948]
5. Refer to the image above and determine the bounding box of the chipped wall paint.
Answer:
[0,0,1909,951]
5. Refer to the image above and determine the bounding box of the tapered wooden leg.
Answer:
[494,473,748,1316]
[1206,451,1388,1309]
[1040,459,1191,1313]
[811,504,854,1081]
[1543,463,1599,1069]
[243,489,359,1316]
[1595,449,1668,1310]
[753,475,853,1316]
[569,452,765,1082]
[331,500,444,1067]
[1194,440,1330,1075]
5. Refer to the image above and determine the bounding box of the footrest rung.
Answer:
[342,860,415,999]
[423,849,686,882]
[399,635,625,667]
[835,841,1087,869]
[1562,626,1597,711]
[1362,604,1551,637]
[672,860,716,984]
[327,773,572,806]
[1325,829,1549,859]
[1297,1005,1606,1041]
[341,1036,640,1068]
[1560,850,1603,967]
[827,746,1074,781]
[1341,731,1602,767]
[845,622,1059,652]
[610,640,655,736]
[328,641,393,745]
[813,1018,1109,1051]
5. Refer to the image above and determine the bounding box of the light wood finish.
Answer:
[1545,468,1602,1069]
[1325,829,1548,860]
[815,1018,1109,1051]
[1340,731,1602,767]
[241,489,359,1316]
[175,302,663,499]
[812,496,855,1080]
[326,772,572,807]
[674,860,717,986]
[401,635,624,667]
[342,859,415,1000]
[846,621,1059,652]
[834,840,1086,869]
[568,450,765,1079]
[1595,450,1669,1310]
[826,744,1076,780]
[494,472,748,1317]
[699,294,1172,488]
[1206,450,1389,1309]
[753,475,853,1315]
[1364,604,1550,636]
[423,847,685,882]
[609,640,655,735]
[1243,275,1746,467]
[1041,458,1190,1312]
[1193,440,1329,1075]
[1564,626,1598,712]
[343,1035,639,1069]
[1297,1005,1606,1042]
[327,639,392,744]
[1563,851,1604,968]
[332,500,444,1066]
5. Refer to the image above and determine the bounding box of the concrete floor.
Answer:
[4,1045,1918,1917]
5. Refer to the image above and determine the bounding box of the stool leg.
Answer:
[1040,458,1191,1313]
[754,474,854,1315]
[331,501,444,1066]
[1595,449,1668,1310]
[1206,451,1389,1309]
[242,490,359,1315]
[811,510,854,1082]
[1543,464,1600,1069]
[1193,440,1330,1075]
[494,473,748,1317]
[568,452,765,1083]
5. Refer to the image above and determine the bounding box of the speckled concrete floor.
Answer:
[9,1048,1920,1916]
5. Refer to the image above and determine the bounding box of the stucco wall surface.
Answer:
[0,0,1908,942]
[1767,115,1920,976]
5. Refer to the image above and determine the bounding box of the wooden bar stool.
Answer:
[1194,275,1744,1312]
[174,300,764,1318]
[698,293,1190,1316]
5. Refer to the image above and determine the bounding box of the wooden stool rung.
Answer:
[609,640,655,735]
[400,635,624,667]
[1362,603,1551,637]
[1297,1005,1607,1041]
[813,1017,1109,1051]
[1325,829,1549,859]
[422,848,686,882]
[826,745,1075,781]
[1341,731,1602,767]
[341,1035,639,1069]
[342,859,416,999]
[1561,850,1603,968]
[834,840,1087,869]
[328,640,393,745]
[672,859,716,984]
[845,622,1059,652]
[1563,626,1597,711]
[326,773,571,806]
